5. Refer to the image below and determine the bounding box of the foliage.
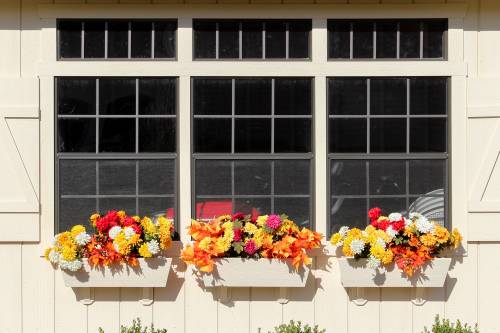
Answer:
[422,316,479,333]
[98,318,167,333]
[269,321,325,333]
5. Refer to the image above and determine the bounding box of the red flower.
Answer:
[232,212,246,221]
[376,219,391,231]
[233,228,242,242]
[244,240,257,255]
[368,207,382,222]
[250,217,257,224]
[130,224,142,235]
[391,219,405,232]
[122,217,136,227]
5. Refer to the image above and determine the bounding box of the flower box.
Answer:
[338,257,451,288]
[61,257,172,288]
[201,258,310,288]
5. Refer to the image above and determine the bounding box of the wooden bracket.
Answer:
[139,287,154,306]
[411,288,427,306]
[277,287,289,304]
[76,287,94,305]
[349,287,368,306]
[218,287,230,302]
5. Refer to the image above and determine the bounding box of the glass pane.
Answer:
[235,79,271,115]
[330,198,367,233]
[59,198,96,232]
[154,21,176,58]
[330,160,366,196]
[83,21,105,58]
[370,118,406,153]
[410,78,447,115]
[131,21,152,58]
[235,119,271,153]
[376,21,397,58]
[219,22,239,59]
[369,160,406,195]
[410,118,447,153]
[328,78,367,115]
[328,21,350,59]
[242,21,262,58]
[400,20,420,58]
[275,78,311,115]
[195,160,231,195]
[196,198,233,220]
[409,160,446,195]
[139,197,174,219]
[353,21,373,58]
[409,195,445,226]
[58,118,96,153]
[139,78,176,115]
[371,78,407,115]
[99,78,136,115]
[193,79,232,115]
[423,20,446,58]
[194,21,216,59]
[265,21,286,58]
[99,198,137,215]
[369,197,407,216]
[234,160,271,195]
[139,118,176,153]
[99,160,136,195]
[59,20,81,58]
[99,118,136,153]
[275,198,310,228]
[139,160,175,195]
[274,119,311,153]
[275,160,310,195]
[329,119,367,153]
[108,21,128,58]
[193,118,232,153]
[289,20,311,59]
[234,198,271,217]
[57,78,96,115]
[60,160,96,195]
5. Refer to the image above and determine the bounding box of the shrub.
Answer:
[269,320,325,333]
[98,318,167,333]
[423,316,479,333]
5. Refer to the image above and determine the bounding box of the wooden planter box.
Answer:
[61,257,172,288]
[202,258,310,288]
[338,258,451,288]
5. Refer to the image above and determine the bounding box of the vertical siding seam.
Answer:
[477,243,480,330]
[20,244,23,333]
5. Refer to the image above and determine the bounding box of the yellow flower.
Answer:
[256,215,268,227]
[139,243,152,258]
[252,228,268,248]
[216,215,232,224]
[215,237,231,254]
[277,219,299,235]
[158,217,173,250]
[452,229,462,248]
[244,222,258,235]
[140,217,157,236]
[222,221,234,231]
[132,216,140,223]
[44,247,52,261]
[330,233,343,246]
[90,213,100,226]
[61,246,77,261]
[199,237,212,252]
[128,233,141,246]
[381,250,393,265]
[370,243,386,260]
[117,211,126,219]
[70,225,86,238]
[420,233,437,247]
[434,226,450,244]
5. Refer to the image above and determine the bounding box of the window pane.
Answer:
[330,198,367,232]
[99,198,137,215]
[329,119,367,153]
[195,160,232,196]
[370,118,406,153]
[275,198,310,228]
[328,78,367,115]
[58,118,96,153]
[139,160,175,195]
[219,22,239,59]
[353,21,373,58]
[84,21,105,58]
[235,79,271,115]
[371,78,407,115]
[194,21,216,59]
[139,197,174,219]
[59,21,81,58]
[193,119,231,153]
[242,22,262,58]
[376,21,397,58]
[274,119,311,153]
[99,118,135,152]
[234,118,271,153]
[139,78,176,115]
[265,21,286,58]
[400,21,420,58]
[99,78,136,115]
[193,79,232,115]
[369,160,406,195]
[57,78,96,115]
[235,198,271,217]
[423,20,446,58]
[59,198,96,232]
[369,197,406,216]
[139,118,176,153]
[234,160,271,195]
[274,78,311,115]
[99,160,136,195]
[289,20,310,59]
[154,21,176,58]
[410,118,447,152]
[59,160,96,195]
[131,21,152,58]
[108,21,129,58]
[409,160,446,195]
[328,21,350,59]
[275,160,310,195]
[409,195,445,225]
[196,198,233,220]
[410,78,447,115]
[331,160,366,196]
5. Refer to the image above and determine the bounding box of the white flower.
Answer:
[59,259,83,272]
[404,217,412,226]
[362,230,368,237]
[388,212,402,222]
[339,226,349,237]
[123,227,136,240]
[147,239,160,255]
[349,239,365,255]
[386,226,398,238]
[415,216,435,234]
[75,232,91,246]
[376,238,387,249]
[48,249,60,264]
[367,255,381,269]
[113,242,120,253]
[108,226,122,240]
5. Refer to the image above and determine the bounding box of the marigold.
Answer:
[420,233,437,247]
[138,243,153,258]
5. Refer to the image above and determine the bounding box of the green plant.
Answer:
[98,318,167,333]
[423,316,479,333]
[269,320,325,333]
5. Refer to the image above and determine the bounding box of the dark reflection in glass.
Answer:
[330,198,368,232]
[57,78,96,115]
[265,21,286,58]
[275,198,310,227]
[84,21,105,58]
[275,160,310,195]
[369,160,406,195]
[400,21,420,58]
[376,21,397,58]
[353,21,373,58]
[410,78,448,115]
[193,118,231,153]
[329,119,367,153]
[371,78,407,115]
[59,198,95,231]
[409,160,446,195]
[139,160,175,195]
[193,79,232,115]
[139,78,176,115]
[59,20,81,58]
[235,79,271,115]
[370,118,406,153]
[99,160,136,195]
[60,160,96,195]
[99,118,135,152]
[131,21,152,58]
[235,118,271,153]
[154,21,176,58]
[410,118,447,153]
[195,160,232,195]
[234,161,271,195]
[329,78,367,115]
[219,22,239,59]
[275,119,311,153]
[331,160,366,196]
[194,21,216,58]
[242,22,262,58]
[275,78,311,115]
[108,21,128,58]
[139,118,176,153]
[289,21,311,58]
[328,21,350,59]
[58,118,96,153]
[99,78,136,115]
[423,20,447,58]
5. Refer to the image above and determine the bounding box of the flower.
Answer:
[108,226,122,240]
[244,239,257,255]
[233,228,242,242]
[388,213,402,222]
[74,232,91,246]
[256,215,268,227]
[339,226,349,237]
[349,239,365,255]
[386,226,398,238]
[59,259,83,272]
[231,212,246,221]
[266,215,282,230]
[123,226,136,240]
[70,225,86,238]
[368,207,382,222]
[415,216,435,234]
[147,239,160,255]
[452,229,462,248]
[330,233,343,246]
[48,249,60,264]
[367,256,381,269]
[139,243,152,258]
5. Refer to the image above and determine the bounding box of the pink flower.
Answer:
[233,228,242,242]
[266,214,282,230]
[244,240,257,255]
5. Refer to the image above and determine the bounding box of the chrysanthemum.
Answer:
[59,259,83,272]
[386,226,398,238]
[388,213,402,222]
[367,255,381,269]
[330,233,343,246]
[256,215,268,227]
[108,226,122,240]
[123,226,136,240]
[415,216,435,234]
[147,239,160,255]
[75,232,91,246]
[48,249,60,264]
[244,239,257,255]
[139,243,153,258]
[349,239,365,255]
[339,226,349,237]
[266,215,282,230]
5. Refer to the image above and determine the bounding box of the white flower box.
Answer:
[61,257,172,288]
[202,258,310,288]
[338,257,451,288]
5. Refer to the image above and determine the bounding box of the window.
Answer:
[328,19,447,60]
[328,77,448,234]
[192,78,313,227]
[56,77,178,232]
[57,20,177,60]
[193,20,311,60]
